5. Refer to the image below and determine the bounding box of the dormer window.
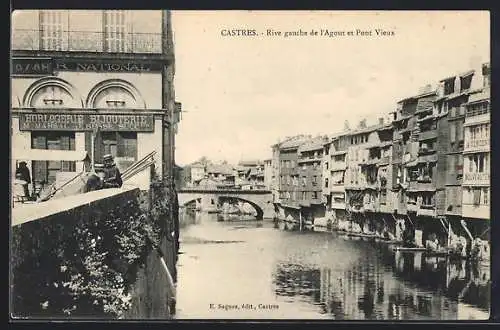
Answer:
[443,78,455,95]
[460,73,473,92]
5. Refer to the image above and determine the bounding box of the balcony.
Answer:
[298,156,322,163]
[418,148,436,156]
[408,181,435,192]
[12,29,163,54]
[463,138,490,154]
[418,130,438,141]
[417,205,436,217]
[462,172,490,186]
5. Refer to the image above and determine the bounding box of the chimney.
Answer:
[378,117,384,126]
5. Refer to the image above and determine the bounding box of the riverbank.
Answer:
[176,211,490,320]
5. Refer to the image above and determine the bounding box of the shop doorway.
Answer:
[94,131,138,172]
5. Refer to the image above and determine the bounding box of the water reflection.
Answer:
[177,210,490,320]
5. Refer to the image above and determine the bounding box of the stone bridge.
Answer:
[177,188,274,219]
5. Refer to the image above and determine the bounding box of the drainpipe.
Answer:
[299,210,303,232]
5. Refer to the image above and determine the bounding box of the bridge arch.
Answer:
[217,195,265,220]
[177,189,274,220]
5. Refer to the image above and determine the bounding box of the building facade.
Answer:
[297,136,328,222]
[462,63,490,239]
[268,63,490,254]
[11,10,180,192]
[323,132,350,226]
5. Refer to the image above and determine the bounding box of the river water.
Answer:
[175,211,490,320]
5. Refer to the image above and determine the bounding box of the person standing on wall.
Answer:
[15,161,31,199]
[102,154,123,189]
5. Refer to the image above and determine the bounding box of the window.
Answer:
[31,132,76,184]
[457,122,464,142]
[99,132,137,163]
[325,161,329,170]
[460,74,473,92]
[483,188,489,205]
[313,191,318,199]
[302,191,307,200]
[444,78,455,95]
[325,178,329,188]
[312,176,317,185]
[103,10,128,52]
[40,11,68,50]
[450,123,456,143]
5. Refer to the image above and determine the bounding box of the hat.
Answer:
[103,154,114,161]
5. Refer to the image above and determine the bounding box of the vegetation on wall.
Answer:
[11,181,172,319]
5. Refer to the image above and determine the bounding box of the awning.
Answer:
[13,150,89,162]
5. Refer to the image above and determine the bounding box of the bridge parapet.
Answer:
[11,185,176,319]
[177,188,274,219]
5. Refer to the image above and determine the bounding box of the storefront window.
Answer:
[98,131,137,169]
[31,131,76,185]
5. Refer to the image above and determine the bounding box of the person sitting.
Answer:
[15,161,31,200]
[102,154,123,189]
[425,233,440,251]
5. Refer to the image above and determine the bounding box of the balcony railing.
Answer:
[418,148,436,156]
[463,172,490,185]
[417,205,436,217]
[464,138,490,152]
[466,105,490,118]
[12,29,163,54]
[418,130,438,141]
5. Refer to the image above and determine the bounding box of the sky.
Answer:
[171,11,490,166]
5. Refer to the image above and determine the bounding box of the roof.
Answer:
[348,124,383,136]
[298,136,328,152]
[189,161,206,168]
[278,135,313,150]
[206,164,234,176]
[238,159,263,166]
[467,87,490,105]
[397,90,437,104]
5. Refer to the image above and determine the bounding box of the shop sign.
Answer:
[19,113,155,132]
[11,58,53,76]
[54,58,163,72]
